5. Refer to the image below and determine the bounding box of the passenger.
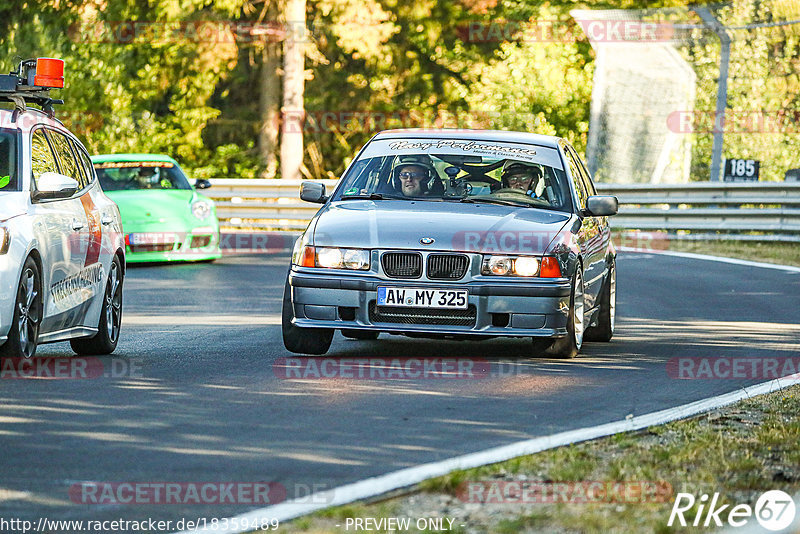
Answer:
[500,162,542,195]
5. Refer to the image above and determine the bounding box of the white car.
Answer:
[0,58,124,358]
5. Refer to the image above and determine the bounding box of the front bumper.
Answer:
[289,270,571,338]
[125,228,222,263]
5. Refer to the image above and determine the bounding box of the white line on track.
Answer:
[176,376,800,533]
[618,247,800,273]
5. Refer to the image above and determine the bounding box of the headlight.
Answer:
[191,201,211,220]
[481,255,541,277]
[293,246,370,270]
[0,227,8,254]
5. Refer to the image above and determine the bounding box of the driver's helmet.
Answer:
[500,161,542,192]
[392,155,437,193]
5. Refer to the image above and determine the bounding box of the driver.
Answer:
[500,162,542,195]
[397,163,428,196]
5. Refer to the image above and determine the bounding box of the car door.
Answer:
[71,138,118,328]
[562,142,604,311]
[29,127,86,334]
[572,145,612,280]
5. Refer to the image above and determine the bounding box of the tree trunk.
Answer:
[280,0,305,180]
[258,40,280,179]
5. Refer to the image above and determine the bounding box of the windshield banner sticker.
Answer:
[361,138,563,169]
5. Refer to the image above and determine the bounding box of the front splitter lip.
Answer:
[292,318,567,338]
[125,248,222,263]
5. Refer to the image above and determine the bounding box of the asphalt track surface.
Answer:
[1,251,799,527]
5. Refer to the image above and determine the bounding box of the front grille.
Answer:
[130,244,174,253]
[427,254,469,280]
[369,301,477,327]
[190,235,211,248]
[382,252,422,279]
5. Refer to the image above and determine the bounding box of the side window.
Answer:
[31,129,58,181]
[76,145,96,187]
[47,130,82,185]
[569,146,596,196]
[564,147,588,210]
[69,139,95,189]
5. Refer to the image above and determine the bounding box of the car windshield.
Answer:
[0,129,18,192]
[93,160,192,191]
[333,138,572,211]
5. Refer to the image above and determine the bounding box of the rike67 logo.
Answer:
[669,490,796,531]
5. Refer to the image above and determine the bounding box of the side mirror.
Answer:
[32,172,79,201]
[194,179,212,189]
[300,181,327,204]
[585,195,619,217]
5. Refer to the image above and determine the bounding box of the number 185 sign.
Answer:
[724,158,760,181]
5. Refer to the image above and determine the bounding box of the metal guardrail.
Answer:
[205,179,800,241]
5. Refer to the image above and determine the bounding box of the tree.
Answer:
[280,0,305,180]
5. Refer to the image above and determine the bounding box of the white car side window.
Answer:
[31,129,58,181]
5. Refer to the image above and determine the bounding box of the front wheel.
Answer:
[71,256,123,355]
[585,261,615,342]
[282,279,333,355]
[546,267,585,359]
[1,256,42,359]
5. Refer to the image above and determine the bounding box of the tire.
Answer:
[281,278,333,355]
[1,256,42,359]
[585,261,615,342]
[546,267,585,359]
[341,329,379,340]
[71,256,123,355]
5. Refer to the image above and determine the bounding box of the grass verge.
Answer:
[274,383,800,533]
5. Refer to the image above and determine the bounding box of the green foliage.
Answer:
[1,0,796,181]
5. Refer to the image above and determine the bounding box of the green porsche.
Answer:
[91,154,222,263]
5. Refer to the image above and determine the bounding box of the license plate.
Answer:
[377,287,468,309]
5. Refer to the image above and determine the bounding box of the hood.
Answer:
[311,200,572,255]
[0,193,28,223]
[106,189,197,225]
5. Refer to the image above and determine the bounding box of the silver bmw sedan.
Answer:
[283,129,618,358]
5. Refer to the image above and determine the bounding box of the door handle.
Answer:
[72,219,85,231]
[101,214,114,226]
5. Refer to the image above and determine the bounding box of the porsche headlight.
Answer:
[481,255,540,277]
[191,201,212,220]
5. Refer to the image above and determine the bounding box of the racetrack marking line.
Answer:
[175,376,799,533]
[618,247,800,273]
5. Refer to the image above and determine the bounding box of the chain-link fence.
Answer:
[578,2,800,184]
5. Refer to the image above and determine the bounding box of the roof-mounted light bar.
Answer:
[30,58,65,89]
[0,57,66,118]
